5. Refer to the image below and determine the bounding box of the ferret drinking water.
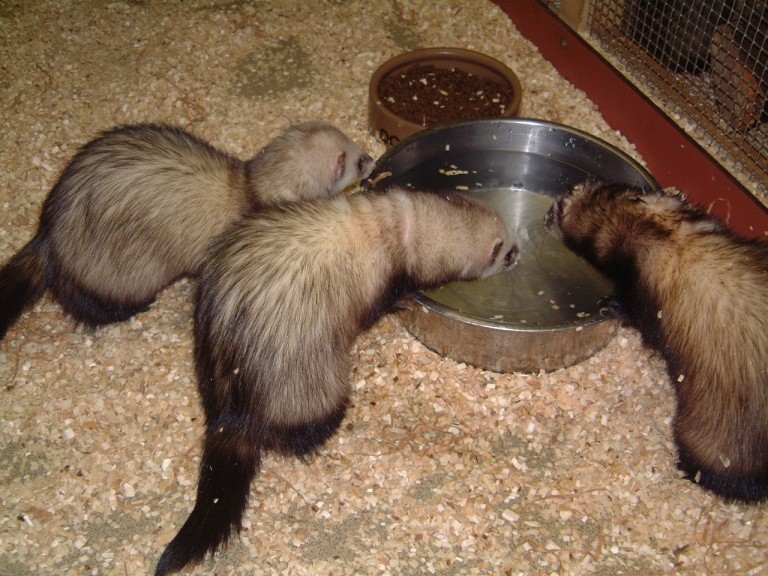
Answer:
[155,186,520,574]
[546,181,768,502]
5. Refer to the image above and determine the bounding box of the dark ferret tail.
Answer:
[677,448,768,503]
[155,426,261,576]
[0,235,48,342]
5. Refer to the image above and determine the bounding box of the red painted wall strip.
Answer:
[492,0,768,238]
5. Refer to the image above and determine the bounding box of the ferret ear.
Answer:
[570,179,597,197]
[331,151,347,184]
[661,187,684,198]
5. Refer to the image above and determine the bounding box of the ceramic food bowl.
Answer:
[369,48,522,147]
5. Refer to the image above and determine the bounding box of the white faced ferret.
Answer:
[545,181,768,502]
[0,121,374,342]
[154,187,520,575]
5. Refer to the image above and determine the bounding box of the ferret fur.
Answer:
[545,180,768,502]
[154,186,520,575]
[0,121,374,341]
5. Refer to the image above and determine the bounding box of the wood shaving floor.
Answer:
[1,1,765,574]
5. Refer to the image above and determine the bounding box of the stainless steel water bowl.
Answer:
[368,118,659,373]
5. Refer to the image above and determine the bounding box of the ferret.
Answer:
[545,180,768,502]
[154,187,520,575]
[0,121,374,341]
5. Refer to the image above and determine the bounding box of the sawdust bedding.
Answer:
[0,1,765,575]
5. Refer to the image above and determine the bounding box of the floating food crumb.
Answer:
[439,168,469,176]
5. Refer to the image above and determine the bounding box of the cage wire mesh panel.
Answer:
[543,0,768,207]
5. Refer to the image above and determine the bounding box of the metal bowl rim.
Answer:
[408,292,613,335]
[373,117,661,194]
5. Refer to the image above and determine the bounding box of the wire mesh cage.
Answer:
[543,0,768,207]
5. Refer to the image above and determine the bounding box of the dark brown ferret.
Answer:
[0,121,374,341]
[545,181,768,502]
[155,187,520,575]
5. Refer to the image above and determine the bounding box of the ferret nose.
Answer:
[358,154,375,178]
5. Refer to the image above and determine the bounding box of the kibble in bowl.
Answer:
[369,48,522,146]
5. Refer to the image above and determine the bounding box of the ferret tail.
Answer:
[155,425,261,576]
[677,447,768,503]
[0,235,48,342]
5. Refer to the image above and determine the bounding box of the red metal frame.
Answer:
[492,0,768,238]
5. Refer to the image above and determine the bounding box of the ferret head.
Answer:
[251,121,375,204]
[463,199,520,280]
[397,190,519,285]
[289,121,374,197]
[326,144,376,196]
[544,181,709,267]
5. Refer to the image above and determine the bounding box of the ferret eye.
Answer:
[356,156,365,172]
[504,246,519,267]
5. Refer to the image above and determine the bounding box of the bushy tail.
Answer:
[677,445,768,503]
[0,235,47,342]
[155,426,261,576]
